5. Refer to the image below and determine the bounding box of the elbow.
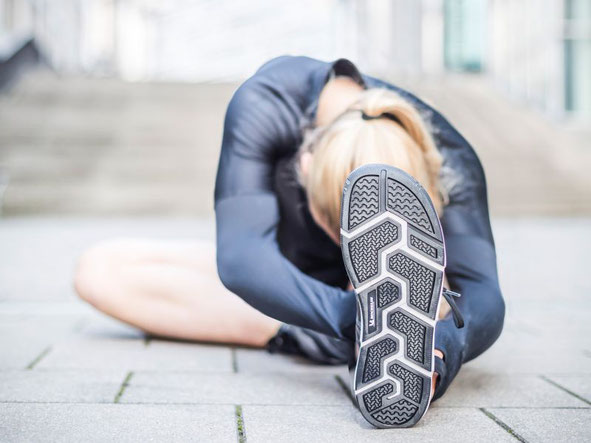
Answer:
[494,287,506,337]
[486,285,506,347]
[216,246,251,295]
[464,284,506,362]
[216,248,240,293]
[217,240,271,312]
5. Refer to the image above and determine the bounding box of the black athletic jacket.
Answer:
[214,56,505,396]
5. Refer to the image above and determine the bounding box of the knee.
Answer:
[73,240,123,307]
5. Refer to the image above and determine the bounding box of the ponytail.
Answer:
[354,90,442,189]
[300,88,445,236]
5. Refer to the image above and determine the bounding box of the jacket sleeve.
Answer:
[214,62,356,339]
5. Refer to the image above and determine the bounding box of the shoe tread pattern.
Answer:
[409,234,438,259]
[389,363,424,404]
[377,281,399,308]
[362,383,394,412]
[386,179,433,234]
[362,337,398,383]
[389,253,435,314]
[389,311,427,366]
[348,222,398,283]
[349,175,380,230]
[371,400,419,426]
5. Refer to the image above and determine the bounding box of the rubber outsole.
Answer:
[340,164,446,429]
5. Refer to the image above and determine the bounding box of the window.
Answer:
[564,0,591,118]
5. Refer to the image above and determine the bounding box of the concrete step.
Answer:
[1,70,589,216]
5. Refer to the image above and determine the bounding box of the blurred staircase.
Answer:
[0,70,235,216]
[0,69,589,217]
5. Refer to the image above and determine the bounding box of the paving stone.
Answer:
[500,323,589,355]
[242,405,515,442]
[506,302,591,338]
[0,403,236,442]
[235,348,348,375]
[0,316,80,369]
[0,370,125,403]
[435,368,588,408]
[122,372,350,406]
[35,337,146,370]
[494,219,591,303]
[146,340,233,372]
[464,343,591,375]
[463,323,591,374]
[37,337,233,372]
[541,375,591,404]
[487,408,591,443]
[0,301,93,316]
[76,312,145,340]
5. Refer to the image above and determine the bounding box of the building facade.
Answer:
[0,0,589,120]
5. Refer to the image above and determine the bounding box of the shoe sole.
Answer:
[340,164,446,428]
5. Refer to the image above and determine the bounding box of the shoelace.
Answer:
[442,288,464,328]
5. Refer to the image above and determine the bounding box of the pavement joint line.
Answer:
[0,401,359,406]
[480,408,528,443]
[113,371,134,404]
[0,400,122,405]
[539,375,591,406]
[4,368,344,376]
[234,405,246,443]
[1,400,589,409]
[435,406,591,410]
[25,346,52,370]
[65,369,235,375]
[231,348,238,373]
[334,374,355,406]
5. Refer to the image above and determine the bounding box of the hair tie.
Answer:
[360,111,402,126]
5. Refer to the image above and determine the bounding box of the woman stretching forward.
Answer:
[75,56,505,428]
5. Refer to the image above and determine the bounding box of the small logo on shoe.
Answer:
[368,290,377,334]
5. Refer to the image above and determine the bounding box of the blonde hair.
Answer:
[300,88,444,236]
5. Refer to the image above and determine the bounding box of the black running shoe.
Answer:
[340,164,446,428]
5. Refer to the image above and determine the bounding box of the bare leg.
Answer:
[74,238,281,347]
